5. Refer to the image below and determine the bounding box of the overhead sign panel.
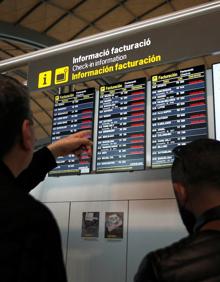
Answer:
[28,10,220,91]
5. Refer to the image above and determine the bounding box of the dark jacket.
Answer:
[0,147,67,282]
[134,230,220,282]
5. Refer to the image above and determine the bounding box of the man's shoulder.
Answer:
[154,230,220,262]
[135,231,220,282]
[23,194,57,224]
[0,186,56,227]
[148,230,220,281]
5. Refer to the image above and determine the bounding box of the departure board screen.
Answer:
[96,78,146,172]
[151,65,208,168]
[50,88,95,176]
[213,63,220,140]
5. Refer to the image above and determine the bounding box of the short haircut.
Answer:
[0,74,32,159]
[171,139,220,188]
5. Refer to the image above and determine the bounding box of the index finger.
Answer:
[79,138,93,147]
[73,130,92,138]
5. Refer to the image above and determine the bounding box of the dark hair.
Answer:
[171,139,220,188]
[0,74,32,159]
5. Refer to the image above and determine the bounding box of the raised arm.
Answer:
[16,130,92,193]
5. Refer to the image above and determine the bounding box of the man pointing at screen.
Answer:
[0,74,92,282]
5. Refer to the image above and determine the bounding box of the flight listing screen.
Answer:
[49,88,95,176]
[96,78,146,173]
[151,65,208,168]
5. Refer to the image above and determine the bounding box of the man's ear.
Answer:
[173,182,188,206]
[20,119,33,151]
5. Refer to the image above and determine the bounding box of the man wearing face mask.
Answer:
[134,138,220,282]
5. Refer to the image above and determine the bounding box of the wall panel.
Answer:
[127,199,187,282]
[67,201,128,282]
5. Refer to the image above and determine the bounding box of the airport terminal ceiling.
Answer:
[0,0,219,146]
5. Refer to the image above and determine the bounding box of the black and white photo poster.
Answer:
[81,212,100,238]
[105,212,124,239]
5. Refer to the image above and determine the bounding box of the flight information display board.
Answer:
[151,65,208,168]
[213,63,220,140]
[96,78,146,172]
[50,88,95,176]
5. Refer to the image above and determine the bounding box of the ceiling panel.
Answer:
[0,0,16,13]
[205,54,220,66]
[15,0,39,9]
[0,0,18,22]
[33,96,53,109]
[31,98,53,113]
[0,50,10,59]
[5,41,38,53]
[75,0,117,22]
[0,40,11,48]
[34,127,45,140]
[31,91,54,106]
[141,2,173,20]
[178,58,206,69]
[17,3,47,30]
[73,25,98,39]
[47,14,86,41]
[21,3,64,32]
[125,0,164,17]
[50,0,82,10]
[0,41,15,52]
[172,0,211,10]
[0,0,44,23]
[9,49,25,57]
[14,0,41,22]
[95,6,134,31]
[31,100,44,110]
[34,123,52,140]
[34,111,51,124]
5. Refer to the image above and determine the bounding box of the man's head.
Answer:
[0,74,35,175]
[171,139,220,233]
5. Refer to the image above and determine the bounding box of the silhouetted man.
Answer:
[0,74,92,282]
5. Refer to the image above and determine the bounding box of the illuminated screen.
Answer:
[151,65,208,168]
[49,88,95,176]
[96,78,146,172]
[213,63,220,140]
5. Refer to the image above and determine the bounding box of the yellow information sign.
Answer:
[54,66,69,85]
[38,70,52,88]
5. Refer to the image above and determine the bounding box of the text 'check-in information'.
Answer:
[151,65,208,168]
[50,88,95,175]
[96,78,146,172]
